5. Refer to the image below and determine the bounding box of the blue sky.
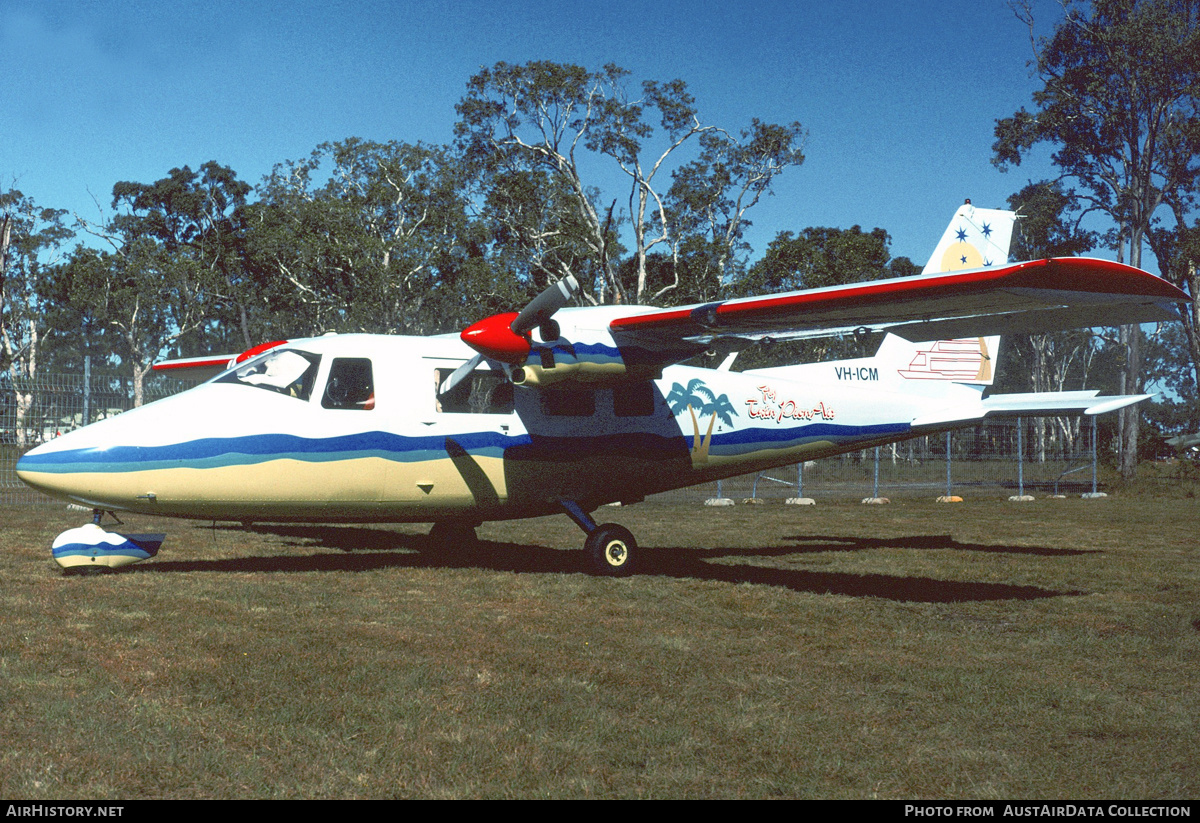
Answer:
[1,0,1062,269]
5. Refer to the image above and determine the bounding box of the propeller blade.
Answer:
[438,353,484,396]
[512,275,579,334]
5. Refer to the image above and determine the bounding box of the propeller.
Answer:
[437,353,483,397]
[439,275,579,397]
[512,274,578,335]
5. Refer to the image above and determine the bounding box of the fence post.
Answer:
[945,431,952,497]
[1092,415,1098,494]
[1017,416,1024,496]
[83,356,91,428]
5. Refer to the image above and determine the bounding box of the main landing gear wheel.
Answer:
[585,524,637,577]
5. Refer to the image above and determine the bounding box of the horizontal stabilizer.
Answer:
[911,391,1152,428]
[1166,432,1200,450]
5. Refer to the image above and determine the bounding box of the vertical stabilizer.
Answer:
[874,333,1001,386]
[747,203,1015,391]
[745,332,1002,390]
[899,201,1016,386]
[922,201,1016,274]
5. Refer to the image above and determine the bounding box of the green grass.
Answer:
[1,495,1198,798]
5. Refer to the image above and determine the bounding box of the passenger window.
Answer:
[323,358,375,410]
[613,382,656,417]
[217,349,320,401]
[435,368,513,414]
[541,389,596,417]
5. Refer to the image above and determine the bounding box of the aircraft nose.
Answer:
[15,414,143,507]
[19,432,89,503]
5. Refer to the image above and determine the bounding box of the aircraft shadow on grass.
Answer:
[122,524,1089,604]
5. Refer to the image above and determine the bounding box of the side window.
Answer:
[613,382,656,417]
[541,389,596,417]
[322,358,375,410]
[435,368,513,414]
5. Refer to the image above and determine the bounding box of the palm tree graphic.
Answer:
[666,379,738,463]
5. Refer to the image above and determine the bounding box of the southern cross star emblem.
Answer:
[955,227,968,242]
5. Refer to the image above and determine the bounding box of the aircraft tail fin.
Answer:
[745,332,1002,391]
[747,202,1016,389]
[922,201,1016,274]
[881,201,1016,388]
[873,333,1001,387]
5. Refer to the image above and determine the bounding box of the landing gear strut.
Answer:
[559,499,638,576]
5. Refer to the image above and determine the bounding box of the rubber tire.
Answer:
[586,523,637,576]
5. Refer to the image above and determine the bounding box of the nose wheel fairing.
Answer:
[50,524,164,571]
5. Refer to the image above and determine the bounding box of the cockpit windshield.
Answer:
[215,349,321,401]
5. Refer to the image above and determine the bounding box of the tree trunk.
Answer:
[1119,323,1142,480]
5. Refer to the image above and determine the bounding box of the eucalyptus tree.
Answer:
[50,163,250,405]
[663,119,806,304]
[1147,208,1200,415]
[735,225,900,294]
[107,161,253,351]
[247,138,488,337]
[475,163,608,307]
[50,240,211,407]
[0,188,73,442]
[455,61,805,305]
[999,181,1100,457]
[993,0,1200,476]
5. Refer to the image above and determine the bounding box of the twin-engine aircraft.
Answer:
[17,203,1190,574]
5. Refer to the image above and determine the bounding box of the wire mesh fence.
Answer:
[3,367,1112,506]
[650,419,1105,504]
[1,369,199,504]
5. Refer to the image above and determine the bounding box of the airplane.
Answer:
[15,202,1191,575]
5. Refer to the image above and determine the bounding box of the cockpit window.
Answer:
[323,358,375,410]
[216,349,320,400]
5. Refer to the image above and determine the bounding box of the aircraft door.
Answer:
[377,359,515,512]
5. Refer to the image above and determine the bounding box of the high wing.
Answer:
[153,340,289,379]
[607,258,1188,352]
[156,257,1190,392]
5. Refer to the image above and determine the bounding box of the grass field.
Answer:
[1,494,1198,799]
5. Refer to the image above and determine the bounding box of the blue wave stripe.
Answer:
[20,421,910,475]
[571,342,622,358]
[52,544,155,560]
[707,422,910,456]
[20,430,525,474]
